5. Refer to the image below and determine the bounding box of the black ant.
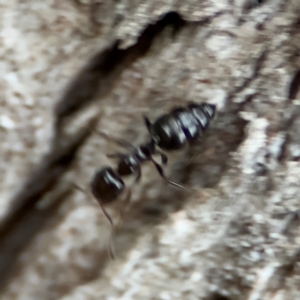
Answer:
[90,101,216,222]
[80,101,216,258]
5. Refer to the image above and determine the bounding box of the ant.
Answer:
[81,101,216,258]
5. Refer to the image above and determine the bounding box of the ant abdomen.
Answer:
[188,103,216,130]
[144,102,216,151]
[149,113,190,151]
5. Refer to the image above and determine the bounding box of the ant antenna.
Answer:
[72,183,116,259]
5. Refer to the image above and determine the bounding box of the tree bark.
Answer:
[1,1,300,299]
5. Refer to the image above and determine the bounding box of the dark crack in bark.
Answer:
[288,69,300,100]
[54,10,229,131]
[0,9,232,294]
[54,12,186,130]
[226,48,269,103]
[0,116,98,292]
[242,0,268,13]
[0,188,73,292]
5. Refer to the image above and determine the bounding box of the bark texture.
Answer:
[1,1,300,300]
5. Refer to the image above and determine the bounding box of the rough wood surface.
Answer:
[1,1,300,300]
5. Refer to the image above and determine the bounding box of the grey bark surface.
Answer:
[0,1,300,300]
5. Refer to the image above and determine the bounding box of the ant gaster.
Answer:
[144,102,216,151]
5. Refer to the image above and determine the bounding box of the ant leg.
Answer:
[149,157,191,191]
[135,166,142,183]
[143,115,152,132]
[116,188,132,228]
[72,183,116,259]
[98,203,116,260]
[107,238,116,260]
[155,150,168,165]
[99,205,114,228]
[97,205,118,260]
[73,183,87,193]
[73,183,114,229]
[123,188,132,213]
[106,152,126,159]
[95,130,135,150]
[108,189,132,259]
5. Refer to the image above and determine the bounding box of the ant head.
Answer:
[91,166,125,205]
